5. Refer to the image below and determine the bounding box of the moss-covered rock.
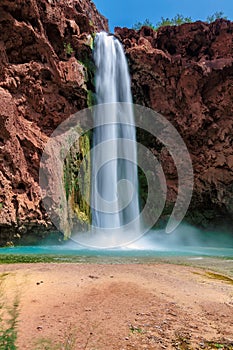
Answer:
[63,131,92,233]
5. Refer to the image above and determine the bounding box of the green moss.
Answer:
[64,42,74,56]
[63,130,91,232]
[0,255,69,264]
[77,54,96,90]
[61,36,95,233]
[81,58,96,79]
[87,90,96,107]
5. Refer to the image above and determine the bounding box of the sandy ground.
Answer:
[0,262,233,350]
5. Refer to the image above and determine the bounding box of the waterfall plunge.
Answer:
[91,32,140,234]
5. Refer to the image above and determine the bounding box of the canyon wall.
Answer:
[0,0,108,245]
[116,20,233,230]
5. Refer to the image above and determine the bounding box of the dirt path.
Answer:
[0,263,233,349]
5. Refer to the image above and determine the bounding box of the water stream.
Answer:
[91,32,140,231]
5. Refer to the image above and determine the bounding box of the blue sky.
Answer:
[94,0,232,32]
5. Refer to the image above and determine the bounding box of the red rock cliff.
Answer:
[116,20,233,230]
[0,0,108,245]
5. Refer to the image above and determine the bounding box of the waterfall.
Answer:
[91,32,140,232]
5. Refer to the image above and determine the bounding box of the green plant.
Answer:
[87,90,96,107]
[132,19,156,30]
[172,331,191,350]
[0,277,19,350]
[156,14,192,28]
[64,43,74,56]
[205,341,233,349]
[63,130,91,228]
[129,325,143,334]
[132,14,192,31]
[206,11,228,23]
[133,12,228,31]
[34,328,77,350]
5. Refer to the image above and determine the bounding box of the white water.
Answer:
[91,32,140,231]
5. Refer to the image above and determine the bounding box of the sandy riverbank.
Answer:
[0,262,233,349]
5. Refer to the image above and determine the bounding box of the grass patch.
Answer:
[205,340,233,349]
[0,255,58,264]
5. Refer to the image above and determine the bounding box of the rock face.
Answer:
[0,0,108,245]
[115,20,233,230]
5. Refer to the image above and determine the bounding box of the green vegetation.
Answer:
[64,42,74,56]
[0,255,61,264]
[0,275,19,350]
[87,90,96,107]
[132,18,156,30]
[206,11,228,23]
[78,57,96,89]
[173,331,191,350]
[129,325,144,334]
[34,332,77,350]
[63,130,91,229]
[132,12,228,30]
[156,14,192,28]
[204,341,233,349]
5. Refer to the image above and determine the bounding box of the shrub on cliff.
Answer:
[156,14,192,28]
[132,19,156,30]
[133,12,228,30]
[132,14,192,30]
[206,11,228,23]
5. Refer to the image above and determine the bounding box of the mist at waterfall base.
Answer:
[1,224,233,257]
